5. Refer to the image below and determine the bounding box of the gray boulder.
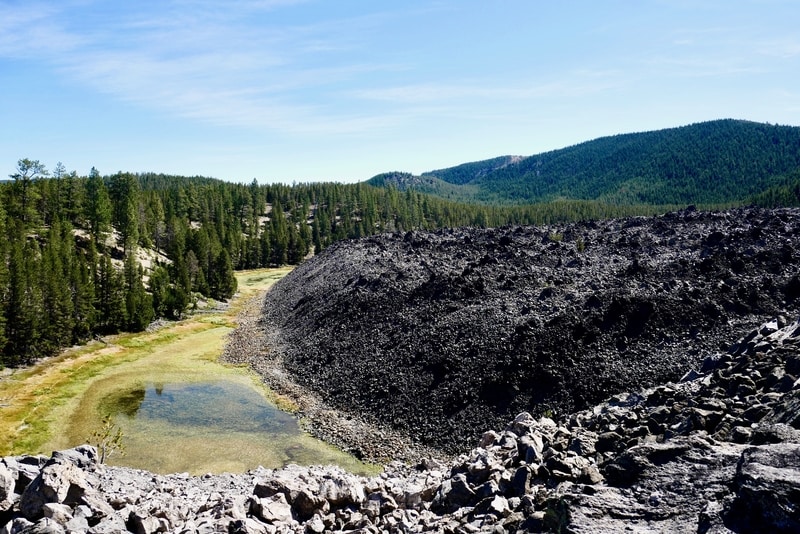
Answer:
[727,442,800,533]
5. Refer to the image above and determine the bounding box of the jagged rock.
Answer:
[432,474,476,512]
[317,474,365,508]
[128,509,163,534]
[250,493,293,525]
[473,495,511,518]
[48,447,97,471]
[256,208,800,454]
[40,504,71,524]
[19,459,92,520]
[728,443,800,532]
[0,465,15,512]
[292,489,329,519]
[568,429,598,457]
[20,517,65,534]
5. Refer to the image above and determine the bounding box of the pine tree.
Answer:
[211,249,237,301]
[8,158,48,227]
[41,219,75,353]
[70,250,95,342]
[123,252,154,331]
[86,168,112,248]
[63,170,84,226]
[270,201,289,266]
[0,201,8,354]
[110,172,141,253]
[3,226,44,365]
[95,255,127,333]
[149,265,171,319]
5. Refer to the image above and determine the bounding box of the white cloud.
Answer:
[0,0,410,135]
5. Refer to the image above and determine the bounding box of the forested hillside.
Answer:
[368,119,800,206]
[0,159,684,367]
[4,120,800,366]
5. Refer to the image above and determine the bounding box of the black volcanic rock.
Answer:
[261,207,800,452]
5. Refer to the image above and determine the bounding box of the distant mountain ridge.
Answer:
[366,119,800,206]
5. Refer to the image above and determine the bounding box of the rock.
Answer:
[568,429,598,457]
[2,297,800,534]
[292,489,329,519]
[0,518,35,534]
[255,208,800,454]
[20,518,65,534]
[473,495,511,518]
[728,443,800,532]
[432,474,476,512]
[251,494,293,525]
[128,509,162,534]
[510,466,532,496]
[595,431,623,453]
[0,464,15,512]
[19,458,92,520]
[317,474,366,508]
[49,447,97,471]
[40,503,72,524]
[604,440,693,485]
[578,465,604,485]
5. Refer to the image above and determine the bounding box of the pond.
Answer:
[98,379,361,475]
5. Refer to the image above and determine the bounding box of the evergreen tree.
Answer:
[41,219,75,353]
[123,251,154,331]
[63,170,84,226]
[85,167,112,247]
[110,172,141,253]
[210,249,237,301]
[3,226,43,365]
[149,265,171,319]
[0,201,8,354]
[70,250,95,342]
[95,255,127,333]
[8,158,48,227]
[270,201,289,266]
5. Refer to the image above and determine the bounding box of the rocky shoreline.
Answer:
[220,288,445,466]
[2,316,799,533]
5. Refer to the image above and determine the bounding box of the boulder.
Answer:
[0,465,15,512]
[728,443,800,532]
[19,459,92,520]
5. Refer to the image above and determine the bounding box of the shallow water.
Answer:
[111,380,298,434]
[99,379,363,475]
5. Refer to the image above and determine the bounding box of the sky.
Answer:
[2,0,800,184]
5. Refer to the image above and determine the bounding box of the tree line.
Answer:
[5,154,793,367]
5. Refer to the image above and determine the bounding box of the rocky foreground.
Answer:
[2,316,799,533]
[258,207,800,452]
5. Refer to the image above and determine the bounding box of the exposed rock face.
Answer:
[3,316,800,533]
[259,207,800,452]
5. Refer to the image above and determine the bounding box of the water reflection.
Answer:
[94,380,361,474]
[132,381,298,434]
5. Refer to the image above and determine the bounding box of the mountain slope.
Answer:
[367,119,800,205]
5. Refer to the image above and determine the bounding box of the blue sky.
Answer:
[2,0,799,183]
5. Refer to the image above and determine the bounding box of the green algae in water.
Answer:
[102,380,372,475]
[131,381,298,434]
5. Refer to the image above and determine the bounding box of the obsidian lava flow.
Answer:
[260,207,800,453]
